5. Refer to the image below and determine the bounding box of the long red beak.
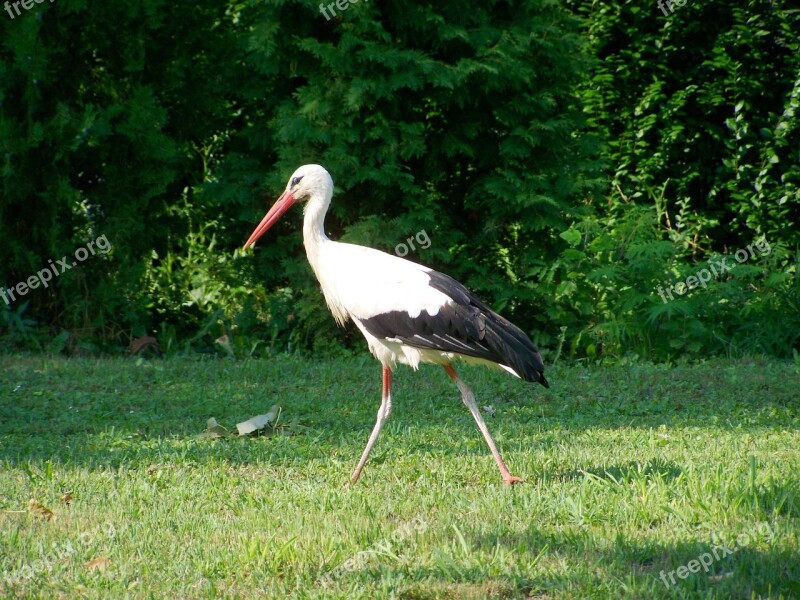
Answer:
[243,190,296,250]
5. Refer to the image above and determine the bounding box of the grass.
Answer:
[0,353,799,599]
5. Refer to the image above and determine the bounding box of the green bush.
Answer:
[0,0,248,350]
[571,0,800,247]
[2,0,599,354]
[552,197,800,361]
[556,0,800,360]
[1,0,797,361]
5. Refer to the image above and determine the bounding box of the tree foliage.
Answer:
[0,0,247,346]
[557,0,800,359]
[0,0,797,360]
[573,0,800,246]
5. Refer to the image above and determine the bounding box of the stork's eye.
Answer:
[291,175,304,187]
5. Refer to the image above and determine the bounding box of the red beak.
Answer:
[243,190,296,250]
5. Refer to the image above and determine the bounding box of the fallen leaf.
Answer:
[130,336,160,355]
[237,405,281,436]
[203,417,233,439]
[84,556,111,571]
[215,335,234,357]
[263,404,280,423]
[28,499,55,521]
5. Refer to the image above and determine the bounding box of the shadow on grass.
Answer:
[391,532,800,598]
[551,459,685,484]
[0,355,798,473]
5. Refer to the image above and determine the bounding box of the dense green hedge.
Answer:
[574,0,800,247]
[0,0,247,348]
[557,0,800,359]
[1,0,798,360]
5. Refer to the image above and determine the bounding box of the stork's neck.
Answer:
[302,186,333,274]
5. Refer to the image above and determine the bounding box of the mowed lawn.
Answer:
[0,354,798,599]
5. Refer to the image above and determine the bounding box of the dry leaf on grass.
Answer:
[28,499,55,521]
[201,417,233,439]
[84,556,111,571]
[130,336,160,355]
[203,405,299,439]
[215,335,234,357]
[236,404,281,436]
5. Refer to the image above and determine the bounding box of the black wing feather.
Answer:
[360,270,548,387]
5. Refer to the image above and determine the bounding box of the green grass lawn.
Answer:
[1,354,799,599]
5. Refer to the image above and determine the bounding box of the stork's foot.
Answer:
[503,475,524,486]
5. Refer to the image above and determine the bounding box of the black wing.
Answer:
[360,270,548,387]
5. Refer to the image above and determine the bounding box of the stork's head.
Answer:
[244,164,333,250]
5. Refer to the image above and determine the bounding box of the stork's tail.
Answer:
[484,316,549,388]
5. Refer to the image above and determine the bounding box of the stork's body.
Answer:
[245,165,548,485]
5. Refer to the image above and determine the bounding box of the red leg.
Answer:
[350,366,392,485]
[444,365,523,485]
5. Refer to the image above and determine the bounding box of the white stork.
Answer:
[244,164,549,485]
